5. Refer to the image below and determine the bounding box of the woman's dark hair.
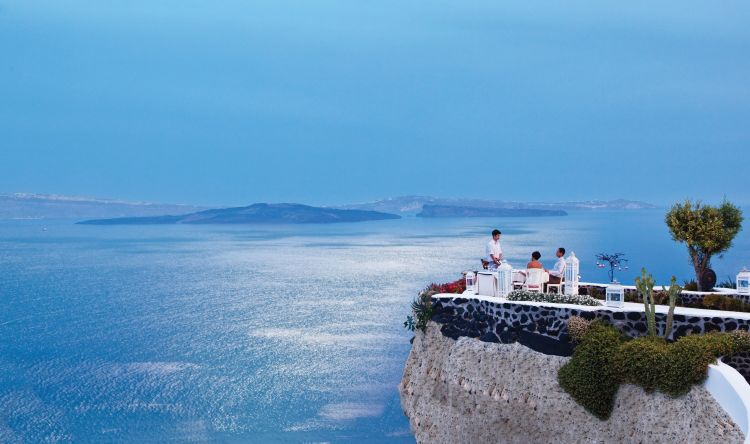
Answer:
[492,229,501,236]
[558,247,566,255]
[531,251,541,260]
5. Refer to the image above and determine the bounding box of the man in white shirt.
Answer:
[485,229,503,270]
[546,247,566,285]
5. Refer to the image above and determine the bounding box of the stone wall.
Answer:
[431,295,750,380]
[400,323,744,444]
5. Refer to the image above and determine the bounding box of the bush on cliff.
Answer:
[557,322,625,419]
[559,321,750,419]
[405,280,465,332]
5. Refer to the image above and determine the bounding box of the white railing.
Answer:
[705,359,750,443]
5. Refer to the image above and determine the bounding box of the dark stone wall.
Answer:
[431,295,750,381]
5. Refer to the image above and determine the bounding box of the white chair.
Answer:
[476,271,498,297]
[547,264,566,294]
[523,269,546,293]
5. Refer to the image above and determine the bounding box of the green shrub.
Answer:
[619,286,750,314]
[567,316,592,343]
[718,276,738,289]
[559,324,750,419]
[683,279,699,291]
[558,322,625,420]
[404,286,436,332]
[702,294,723,309]
[616,337,669,392]
[587,287,604,300]
[624,290,642,303]
[698,294,750,313]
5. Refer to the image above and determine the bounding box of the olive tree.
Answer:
[665,199,743,291]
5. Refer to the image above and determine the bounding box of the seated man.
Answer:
[485,229,503,270]
[545,247,566,288]
[526,251,543,269]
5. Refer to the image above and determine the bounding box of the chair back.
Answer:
[525,268,546,288]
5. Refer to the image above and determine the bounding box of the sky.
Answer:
[1,0,749,207]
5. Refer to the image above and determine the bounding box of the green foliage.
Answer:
[635,268,657,337]
[594,282,749,315]
[664,277,682,339]
[634,270,681,339]
[567,316,592,343]
[507,290,601,306]
[558,322,625,419]
[718,276,738,289]
[682,279,698,291]
[683,279,699,291]
[666,199,743,290]
[624,290,641,303]
[698,294,750,312]
[403,315,415,331]
[587,287,604,300]
[404,286,436,332]
[559,324,750,419]
[405,278,466,332]
[616,337,669,392]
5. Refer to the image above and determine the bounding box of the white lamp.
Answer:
[465,271,477,294]
[606,281,625,308]
[738,268,750,295]
[564,252,580,295]
[498,262,514,297]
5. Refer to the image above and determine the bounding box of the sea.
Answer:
[1,209,749,443]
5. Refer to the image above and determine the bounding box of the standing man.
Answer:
[546,247,566,287]
[485,229,503,270]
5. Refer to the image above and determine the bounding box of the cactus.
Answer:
[635,268,657,337]
[663,276,682,339]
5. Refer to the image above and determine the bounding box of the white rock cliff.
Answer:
[399,323,744,443]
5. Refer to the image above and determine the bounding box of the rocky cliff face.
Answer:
[399,323,744,444]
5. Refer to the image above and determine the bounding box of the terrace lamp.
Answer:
[465,271,477,295]
[497,262,514,297]
[564,252,580,295]
[606,281,625,308]
[738,268,750,295]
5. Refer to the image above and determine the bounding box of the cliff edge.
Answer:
[399,322,744,443]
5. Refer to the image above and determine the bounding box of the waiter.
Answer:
[485,229,503,270]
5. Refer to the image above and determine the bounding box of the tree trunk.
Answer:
[695,252,713,292]
[694,263,704,290]
[689,249,704,290]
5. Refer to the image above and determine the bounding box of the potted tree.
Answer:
[665,199,743,291]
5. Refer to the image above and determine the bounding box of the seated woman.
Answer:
[515,251,543,287]
[526,251,543,269]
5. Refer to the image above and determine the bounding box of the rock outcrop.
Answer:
[400,322,744,444]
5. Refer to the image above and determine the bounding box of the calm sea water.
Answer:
[1,210,749,442]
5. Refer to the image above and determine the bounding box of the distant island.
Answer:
[0,193,203,220]
[417,205,567,218]
[337,195,656,216]
[77,203,401,225]
[0,191,656,221]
